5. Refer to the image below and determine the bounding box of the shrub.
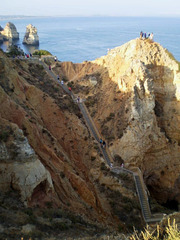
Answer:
[33,50,52,56]
[91,156,96,161]
[106,112,115,121]
[100,162,108,171]
[6,45,24,57]
[60,172,65,178]
[0,131,10,142]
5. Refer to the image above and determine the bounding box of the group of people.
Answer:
[99,139,106,148]
[140,31,154,40]
[47,65,126,169]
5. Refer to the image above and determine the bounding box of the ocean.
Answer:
[0,17,180,63]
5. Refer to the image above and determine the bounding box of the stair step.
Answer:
[42,62,163,224]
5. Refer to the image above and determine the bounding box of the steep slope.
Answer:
[0,50,142,238]
[56,38,180,208]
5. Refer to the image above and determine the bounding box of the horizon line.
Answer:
[0,14,180,19]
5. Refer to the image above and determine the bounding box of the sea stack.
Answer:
[23,24,39,46]
[1,22,19,40]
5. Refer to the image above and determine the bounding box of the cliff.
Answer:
[23,24,39,45]
[1,22,19,40]
[0,50,142,238]
[56,38,180,209]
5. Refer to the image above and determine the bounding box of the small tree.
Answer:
[6,45,24,57]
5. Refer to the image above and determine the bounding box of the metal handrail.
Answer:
[36,58,163,223]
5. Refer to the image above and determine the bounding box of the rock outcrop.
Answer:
[56,38,180,208]
[23,24,39,45]
[0,50,141,232]
[1,22,19,40]
[0,119,54,205]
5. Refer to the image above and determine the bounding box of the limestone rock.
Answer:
[1,22,19,40]
[57,38,180,206]
[0,120,54,205]
[0,50,141,229]
[23,24,39,45]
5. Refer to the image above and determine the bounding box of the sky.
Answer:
[1,0,180,17]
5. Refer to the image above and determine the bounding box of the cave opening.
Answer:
[162,199,179,211]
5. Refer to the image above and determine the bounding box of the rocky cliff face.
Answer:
[56,38,180,208]
[1,22,19,40]
[0,50,141,235]
[0,119,54,205]
[23,24,39,45]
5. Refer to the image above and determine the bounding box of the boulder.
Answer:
[1,22,19,40]
[23,24,39,45]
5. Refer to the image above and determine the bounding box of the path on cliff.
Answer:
[32,57,164,224]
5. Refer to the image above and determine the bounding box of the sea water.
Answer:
[0,17,180,63]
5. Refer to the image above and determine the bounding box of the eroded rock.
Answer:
[23,24,39,45]
[1,22,19,40]
[0,120,54,205]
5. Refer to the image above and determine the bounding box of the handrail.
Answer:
[34,58,163,223]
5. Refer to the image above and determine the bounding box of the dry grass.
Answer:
[130,218,180,240]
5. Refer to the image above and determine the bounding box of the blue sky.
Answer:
[1,0,180,17]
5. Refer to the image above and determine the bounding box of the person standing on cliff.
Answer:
[49,65,51,70]
[140,31,143,39]
[149,32,154,41]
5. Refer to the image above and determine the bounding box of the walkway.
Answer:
[37,58,164,223]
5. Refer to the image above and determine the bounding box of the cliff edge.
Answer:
[57,38,180,209]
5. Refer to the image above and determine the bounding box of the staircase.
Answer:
[39,59,164,224]
[134,174,152,221]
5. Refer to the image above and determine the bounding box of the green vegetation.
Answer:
[0,131,10,142]
[131,218,180,240]
[6,45,24,57]
[165,49,180,71]
[0,125,13,142]
[33,49,52,56]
